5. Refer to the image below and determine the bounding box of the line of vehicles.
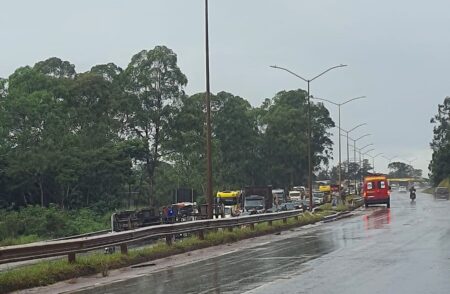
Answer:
[111,185,329,232]
[111,175,446,232]
[217,185,329,218]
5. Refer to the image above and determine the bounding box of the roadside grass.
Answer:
[0,206,111,247]
[335,204,348,212]
[318,202,353,213]
[0,207,356,293]
[423,187,434,194]
[423,177,450,194]
[0,235,41,247]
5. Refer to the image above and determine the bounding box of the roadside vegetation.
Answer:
[0,206,109,246]
[0,46,335,214]
[429,97,450,187]
[0,45,341,249]
[0,204,356,293]
[424,177,450,194]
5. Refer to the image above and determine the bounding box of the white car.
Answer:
[399,186,407,193]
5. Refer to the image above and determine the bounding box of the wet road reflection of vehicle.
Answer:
[363,208,391,230]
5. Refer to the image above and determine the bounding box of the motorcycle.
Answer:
[410,190,416,201]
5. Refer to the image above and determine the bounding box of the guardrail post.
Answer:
[68,252,76,263]
[249,223,255,230]
[166,234,173,246]
[268,220,273,226]
[120,244,128,255]
[198,230,205,240]
[294,215,299,221]
[283,218,287,224]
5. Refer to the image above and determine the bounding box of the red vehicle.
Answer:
[363,174,390,208]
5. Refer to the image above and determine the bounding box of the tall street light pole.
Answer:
[312,96,366,198]
[339,123,367,173]
[351,134,371,193]
[407,157,418,166]
[383,155,398,164]
[383,155,398,171]
[369,152,384,173]
[361,146,374,180]
[354,134,371,166]
[204,0,213,219]
[270,64,347,211]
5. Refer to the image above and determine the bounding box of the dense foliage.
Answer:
[0,45,335,213]
[429,97,450,185]
[0,205,109,244]
[388,162,422,178]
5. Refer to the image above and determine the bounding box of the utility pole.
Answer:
[204,0,213,219]
[313,96,366,199]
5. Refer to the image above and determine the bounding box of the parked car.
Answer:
[313,191,325,205]
[279,202,296,211]
[434,187,449,200]
[291,199,308,210]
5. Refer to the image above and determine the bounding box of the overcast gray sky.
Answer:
[2,0,449,175]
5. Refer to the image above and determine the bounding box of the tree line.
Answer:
[429,96,450,186]
[0,45,335,212]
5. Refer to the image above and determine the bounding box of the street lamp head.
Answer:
[348,123,367,133]
[363,148,375,156]
[355,133,371,141]
[341,96,367,106]
[360,143,374,150]
[383,154,398,161]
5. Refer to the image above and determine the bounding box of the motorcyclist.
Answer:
[409,185,416,199]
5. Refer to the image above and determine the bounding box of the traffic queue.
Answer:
[110,185,332,232]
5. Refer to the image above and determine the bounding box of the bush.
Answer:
[0,206,110,244]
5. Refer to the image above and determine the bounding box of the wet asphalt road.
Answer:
[76,191,450,294]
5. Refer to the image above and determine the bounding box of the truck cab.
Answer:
[243,186,273,214]
[244,195,265,214]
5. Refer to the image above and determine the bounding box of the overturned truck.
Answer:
[112,208,161,232]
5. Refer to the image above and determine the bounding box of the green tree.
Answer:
[120,46,187,205]
[2,66,69,206]
[214,91,260,187]
[259,89,335,188]
[34,57,76,79]
[167,93,217,198]
[0,60,134,210]
[429,97,450,186]
[388,161,416,178]
[0,77,7,98]
[90,63,123,82]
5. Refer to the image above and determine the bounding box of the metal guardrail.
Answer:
[0,210,301,265]
[51,229,111,241]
